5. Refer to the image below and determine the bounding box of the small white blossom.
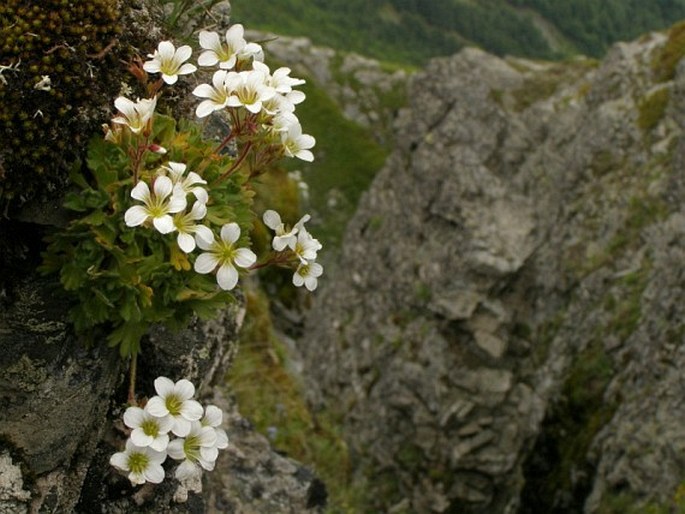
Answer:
[123,405,174,452]
[112,96,157,135]
[194,223,256,291]
[263,210,311,251]
[124,176,187,234]
[192,70,231,118]
[144,41,197,85]
[281,123,315,162]
[201,405,229,452]
[198,25,246,69]
[110,439,166,485]
[290,224,322,264]
[293,261,323,291]
[146,377,204,437]
[225,69,275,114]
[160,162,208,204]
[167,420,218,480]
[237,41,264,63]
[173,202,213,254]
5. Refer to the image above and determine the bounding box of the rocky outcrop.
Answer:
[301,24,685,513]
[0,1,325,512]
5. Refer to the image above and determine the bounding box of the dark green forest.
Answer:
[231,0,685,64]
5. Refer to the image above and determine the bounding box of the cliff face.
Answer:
[301,24,685,513]
[0,2,325,512]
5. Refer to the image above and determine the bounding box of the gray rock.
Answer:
[300,27,685,513]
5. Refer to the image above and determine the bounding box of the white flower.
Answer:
[112,96,157,134]
[293,261,323,291]
[201,405,229,451]
[123,405,174,452]
[160,162,208,203]
[173,202,213,253]
[124,176,187,234]
[198,25,246,69]
[145,377,204,437]
[225,69,275,114]
[237,41,264,63]
[270,112,300,133]
[109,439,166,485]
[144,41,197,85]
[254,62,305,94]
[167,420,218,480]
[194,223,256,291]
[192,70,231,118]
[263,210,311,251]
[281,123,315,162]
[290,225,322,264]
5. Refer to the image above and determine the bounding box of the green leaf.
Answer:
[108,322,147,358]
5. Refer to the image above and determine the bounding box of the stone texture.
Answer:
[301,29,685,513]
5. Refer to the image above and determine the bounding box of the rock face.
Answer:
[0,2,325,513]
[301,25,685,513]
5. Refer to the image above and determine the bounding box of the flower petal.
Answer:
[130,181,150,202]
[154,377,175,397]
[167,439,185,460]
[220,223,240,244]
[123,406,145,429]
[203,405,223,427]
[198,51,219,67]
[177,232,196,253]
[146,396,169,417]
[215,428,229,449]
[143,463,165,484]
[130,429,154,447]
[124,205,149,227]
[179,63,197,75]
[262,209,281,230]
[180,399,204,421]
[194,252,219,274]
[109,452,129,471]
[153,175,173,199]
[196,99,219,118]
[199,30,221,50]
[175,460,200,480]
[158,41,175,61]
[153,215,175,234]
[150,434,169,452]
[176,45,193,63]
[233,248,256,269]
[174,379,195,400]
[216,263,238,291]
[172,416,191,437]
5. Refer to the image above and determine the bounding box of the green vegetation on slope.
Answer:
[231,0,685,65]
[510,0,685,57]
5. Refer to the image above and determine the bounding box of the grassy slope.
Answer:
[232,0,685,64]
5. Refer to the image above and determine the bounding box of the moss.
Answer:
[637,87,671,133]
[511,58,597,112]
[520,338,617,513]
[598,481,685,514]
[227,286,365,513]
[652,20,685,83]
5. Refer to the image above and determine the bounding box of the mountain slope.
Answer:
[230,0,685,64]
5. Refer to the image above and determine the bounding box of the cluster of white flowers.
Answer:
[110,377,228,485]
[109,26,322,292]
[263,210,323,291]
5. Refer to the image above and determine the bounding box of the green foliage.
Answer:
[0,0,128,205]
[652,20,685,82]
[40,113,253,357]
[638,87,671,132]
[510,0,685,57]
[231,0,685,66]
[228,287,362,513]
